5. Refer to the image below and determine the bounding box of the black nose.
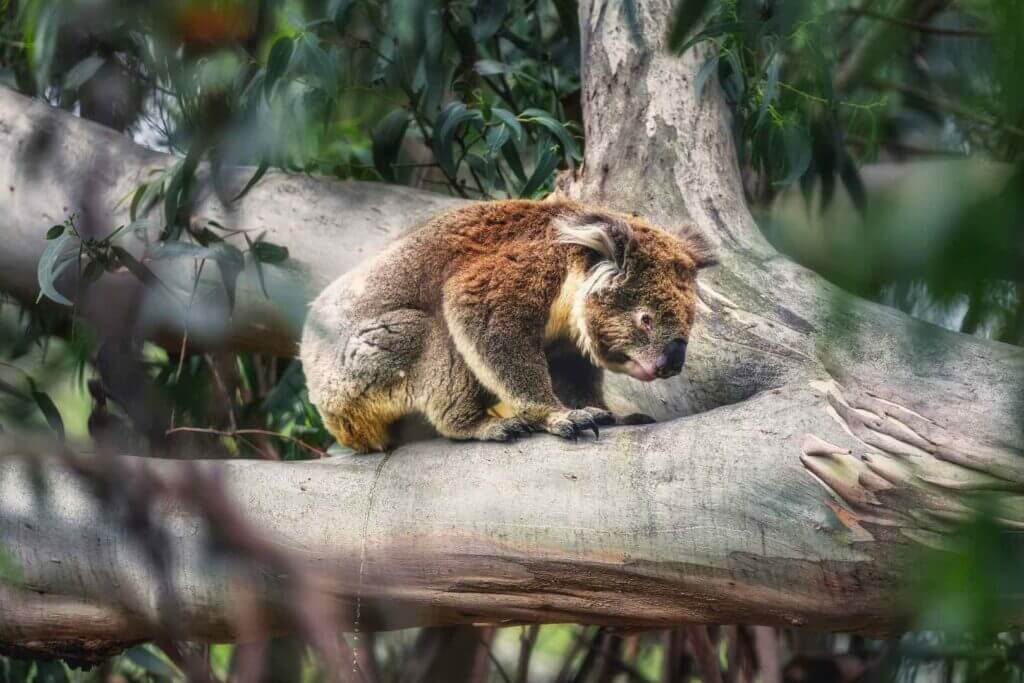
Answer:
[655,339,687,378]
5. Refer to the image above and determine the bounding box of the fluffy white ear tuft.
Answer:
[555,212,634,268]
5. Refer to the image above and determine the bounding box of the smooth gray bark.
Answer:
[2,0,1024,661]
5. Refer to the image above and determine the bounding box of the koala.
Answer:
[300,200,715,453]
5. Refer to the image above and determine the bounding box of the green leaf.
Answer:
[36,232,76,306]
[264,36,294,98]
[163,163,187,241]
[474,59,511,76]
[778,123,812,186]
[125,645,181,680]
[491,107,524,143]
[502,140,527,182]
[520,145,559,198]
[674,20,747,55]
[233,159,270,202]
[372,109,411,181]
[30,4,60,91]
[328,0,355,29]
[214,243,245,310]
[0,377,28,401]
[152,242,220,261]
[485,125,511,156]
[45,224,64,240]
[695,54,719,99]
[111,246,161,290]
[251,241,289,264]
[62,54,104,92]
[433,102,483,177]
[667,0,714,53]
[296,34,337,95]
[32,390,64,442]
[34,660,68,683]
[839,153,867,216]
[520,108,580,161]
[129,183,148,221]
[81,258,106,287]
[472,0,508,42]
[467,152,496,188]
[757,55,780,127]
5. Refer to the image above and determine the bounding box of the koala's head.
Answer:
[558,211,716,382]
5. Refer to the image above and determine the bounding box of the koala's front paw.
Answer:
[544,407,615,441]
[477,415,534,442]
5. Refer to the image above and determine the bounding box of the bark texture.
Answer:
[2,0,1024,659]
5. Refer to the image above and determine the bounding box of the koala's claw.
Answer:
[545,408,608,442]
[479,416,533,442]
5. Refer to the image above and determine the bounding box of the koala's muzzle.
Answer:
[655,338,687,378]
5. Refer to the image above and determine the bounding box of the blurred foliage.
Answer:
[1,0,1024,681]
[671,0,1024,344]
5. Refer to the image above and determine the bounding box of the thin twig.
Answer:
[165,426,328,458]
[843,8,992,37]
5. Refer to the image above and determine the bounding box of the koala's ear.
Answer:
[555,212,634,270]
[680,224,718,269]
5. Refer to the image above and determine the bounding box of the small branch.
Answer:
[874,78,1024,139]
[514,625,539,683]
[843,8,992,38]
[165,426,328,458]
[686,626,723,683]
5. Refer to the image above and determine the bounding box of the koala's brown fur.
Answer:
[300,200,714,452]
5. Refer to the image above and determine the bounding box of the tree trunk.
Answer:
[2,0,1024,662]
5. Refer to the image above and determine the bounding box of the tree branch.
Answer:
[1,0,1024,661]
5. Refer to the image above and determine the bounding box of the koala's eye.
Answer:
[635,311,653,332]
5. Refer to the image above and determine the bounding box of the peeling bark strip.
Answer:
[2,0,1024,658]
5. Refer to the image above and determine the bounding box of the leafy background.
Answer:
[1,0,1024,680]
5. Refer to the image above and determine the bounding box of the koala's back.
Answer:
[337,199,578,315]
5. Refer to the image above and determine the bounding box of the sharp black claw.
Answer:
[591,424,600,439]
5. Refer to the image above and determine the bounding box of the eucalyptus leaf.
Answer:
[485,125,511,155]
[778,124,812,186]
[433,102,483,177]
[32,390,64,442]
[328,0,355,29]
[757,55,781,127]
[265,36,294,98]
[111,246,162,291]
[372,109,411,181]
[520,145,559,197]
[521,108,580,161]
[695,54,719,99]
[472,0,508,42]
[36,233,76,306]
[34,660,68,683]
[251,241,290,264]
[125,645,181,680]
[62,54,105,92]
[667,0,714,53]
[839,152,867,216]
[233,159,270,202]
[0,377,28,401]
[502,140,527,182]
[491,107,524,143]
[474,59,511,76]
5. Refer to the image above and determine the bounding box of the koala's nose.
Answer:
[655,339,687,378]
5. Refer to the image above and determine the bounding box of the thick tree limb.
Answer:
[2,0,1024,660]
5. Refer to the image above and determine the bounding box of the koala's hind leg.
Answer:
[413,327,533,443]
[304,308,427,452]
